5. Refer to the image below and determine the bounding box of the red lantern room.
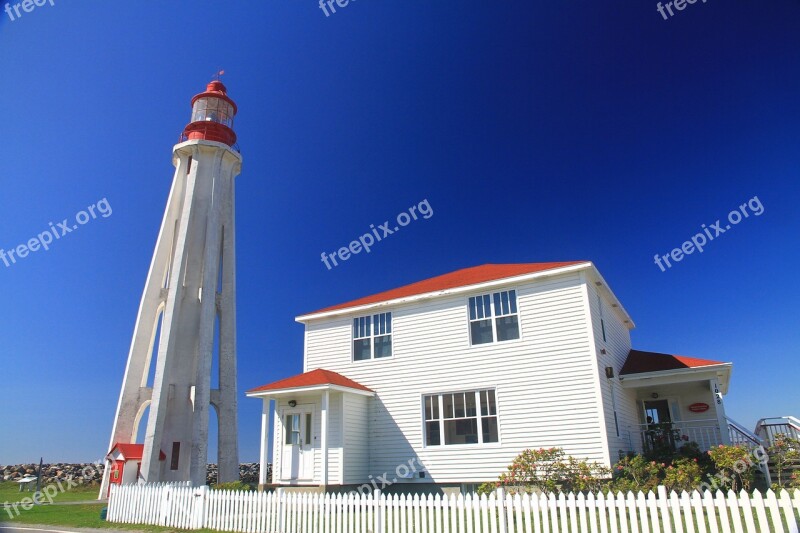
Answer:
[181,80,238,147]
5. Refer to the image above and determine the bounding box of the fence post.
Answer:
[276,489,284,533]
[159,484,172,527]
[374,489,383,533]
[497,487,508,533]
[191,485,208,529]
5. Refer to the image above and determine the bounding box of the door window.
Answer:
[285,414,301,445]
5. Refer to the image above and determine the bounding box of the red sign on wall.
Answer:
[688,402,710,413]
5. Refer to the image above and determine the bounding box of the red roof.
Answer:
[307,262,587,315]
[620,349,727,375]
[248,368,374,394]
[108,443,166,461]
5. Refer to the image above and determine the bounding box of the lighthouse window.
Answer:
[191,97,234,128]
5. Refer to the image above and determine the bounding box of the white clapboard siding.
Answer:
[108,485,800,532]
[303,272,612,481]
[587,282,639,459]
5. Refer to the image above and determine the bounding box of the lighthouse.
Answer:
[100,80,241,496]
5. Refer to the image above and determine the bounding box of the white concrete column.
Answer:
[217,159,240,483]
[710,378,732,445]
[100,154,191,497]
[141,149,200,483]
[190,150,225,486]
[321,390,329,487]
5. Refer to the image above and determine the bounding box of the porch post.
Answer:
[273,400,281,483]
[321,389,329,487]
[710,378,732,445]
[258,398,270,486]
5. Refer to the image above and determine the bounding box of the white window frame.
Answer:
[352,312,393,362]
[422,389,500,447]
[467,289,520,346]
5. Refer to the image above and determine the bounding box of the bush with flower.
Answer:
[767,433,800,490]
[479,441,764,496]
[476,447,610,495]
[706,444,757,492]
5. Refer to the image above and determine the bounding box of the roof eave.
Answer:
[582,267,636,329]
[246,383,375,398]
[295,261,596,323]
[619,363,732,392]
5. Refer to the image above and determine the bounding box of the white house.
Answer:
[247,261,749,494]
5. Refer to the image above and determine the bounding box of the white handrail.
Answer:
[726,416,765,447]
[754,415,800,444]
[755,415,800,429]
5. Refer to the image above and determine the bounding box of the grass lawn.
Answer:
[0,482,227,532]
[0,481,100,504]
[2,502,223,532]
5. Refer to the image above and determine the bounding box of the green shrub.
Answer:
[707,444,756,492]
[488,447,610,495]
[212,481,252,491]
[767,433,800,490]
[609,455,663,493]
[663,457,703,492]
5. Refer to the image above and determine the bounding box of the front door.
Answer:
[643,399,676,453]
[281,410,313,481]
[643,399,672,425]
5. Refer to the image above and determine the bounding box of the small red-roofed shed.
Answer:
[106,443,166,495]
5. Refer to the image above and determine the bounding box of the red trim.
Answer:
[248,368,373,394]
[307,262,586,315]
[182,122,237,146]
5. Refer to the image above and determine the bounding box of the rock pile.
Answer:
[206,463,270,485]
[1,462,272,486]
[0,463,104,485]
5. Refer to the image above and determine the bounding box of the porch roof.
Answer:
[621,349,727,375]
[246,368,375,397]
[619,349,731,392]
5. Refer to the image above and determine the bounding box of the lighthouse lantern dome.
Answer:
[182,80,238,147]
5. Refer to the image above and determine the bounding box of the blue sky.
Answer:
[0,1,798,465]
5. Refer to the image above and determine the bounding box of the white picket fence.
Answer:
[107,483,800,533]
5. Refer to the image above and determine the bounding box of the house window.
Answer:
[468,290,519,345]
[423,389,499,446]
[353,312,392,361]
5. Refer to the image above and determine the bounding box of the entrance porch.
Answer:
[618,350,743,455]
[246,369,375,490]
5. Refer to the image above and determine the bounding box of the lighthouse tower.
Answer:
[101,80,241,495]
